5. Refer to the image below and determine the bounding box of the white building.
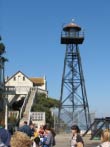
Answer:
[5,71,48,104]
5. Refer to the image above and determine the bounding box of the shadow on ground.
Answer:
[85,142,99,147]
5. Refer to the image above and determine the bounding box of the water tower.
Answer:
[58,20,91,130]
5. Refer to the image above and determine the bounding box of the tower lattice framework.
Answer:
[58,21,91,129]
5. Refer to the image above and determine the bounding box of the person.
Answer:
[18,121,32,137]
[50,128,56,146]
[30,123,36,137]
[10,131,32,147]
[33,126,39,138]
[0,120,11,147]
[32,136,40,147]
[38,125,45,138]
[96,129,110,147]
[0,138,8,147]
[70,125,84,147]
[42,124,54,147]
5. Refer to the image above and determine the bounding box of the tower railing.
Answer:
[61,31,84,44]
[61,31,84,38]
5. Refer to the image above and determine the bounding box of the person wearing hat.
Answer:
[71,125,84,147]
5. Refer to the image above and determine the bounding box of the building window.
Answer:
[13,77,16,81]
[23,76,25,81]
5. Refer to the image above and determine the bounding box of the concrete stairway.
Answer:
[20,87,38,124]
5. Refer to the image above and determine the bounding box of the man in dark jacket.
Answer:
[18,121,32,137]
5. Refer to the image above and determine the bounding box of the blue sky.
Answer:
[0,0,110,117]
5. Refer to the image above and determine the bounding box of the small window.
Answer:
[13,77,16,81]
[23,76,25,81]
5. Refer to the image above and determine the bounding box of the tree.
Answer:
[31,93,59,126]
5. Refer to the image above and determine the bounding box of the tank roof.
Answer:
[63,22,81,31]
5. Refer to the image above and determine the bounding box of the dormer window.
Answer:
[13,77,16,81]
[23,76,25,81]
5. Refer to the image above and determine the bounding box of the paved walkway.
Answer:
[55,133,100,147]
